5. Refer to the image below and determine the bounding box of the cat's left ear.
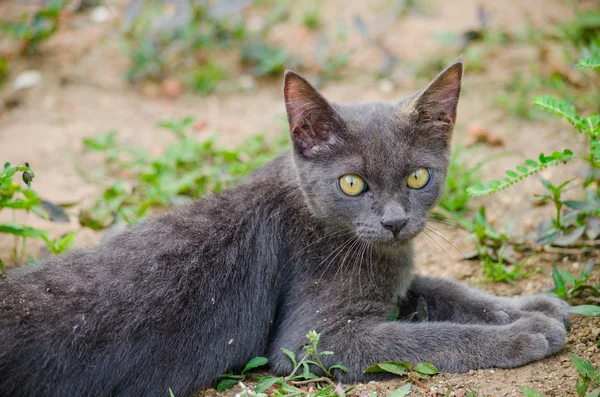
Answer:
[410,61,462,136]
[283,70,345,157]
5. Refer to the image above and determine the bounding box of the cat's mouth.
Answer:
[354,229,416,247]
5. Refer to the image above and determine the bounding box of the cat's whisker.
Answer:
[426,212,486,230]
[420,229,456,264]
[420,228,463,266]
[423,225,469,260]
[413,233,429,258]
[313,235,358,283]
[334,236,362,288]
[285,228,354,270]
[366,241,381,295]
[425,217,472,234]
[356,240,368,297]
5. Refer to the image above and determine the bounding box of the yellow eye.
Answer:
[407,168,431,189]
[338,174,367,196]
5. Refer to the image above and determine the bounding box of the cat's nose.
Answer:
[380,218,408,235]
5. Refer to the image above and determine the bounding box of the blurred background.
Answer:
[1,0,600,394]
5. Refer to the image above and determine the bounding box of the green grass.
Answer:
[79,117,288,230]
[437,146,485,215]
[0,162,74,268]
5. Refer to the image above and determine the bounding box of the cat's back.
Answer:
[0,156,301,397]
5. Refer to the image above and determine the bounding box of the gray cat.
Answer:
[0,62,568,397]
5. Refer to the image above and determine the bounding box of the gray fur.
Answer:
[0,62,567,397]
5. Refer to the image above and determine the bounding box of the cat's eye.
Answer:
[338,174,367,196]
[407,168,431,189]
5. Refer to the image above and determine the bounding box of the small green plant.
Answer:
[493,72,542,120]
[437,146,485,215]
[255,331,350,396]
[0,0,66,54]
[536,176,573,228]
[218,331,351,396]
[559,9,600,48]
[551,260,600,317]
[577,43,600,70]
[467,150,574,197]
[517,355,600,396]
[217,357,269,392]
[363,360,438,392]
[302,7,322,30]
[465,207,510,259]
[519,386,545,397]
[79,117,288,229]
[186,61,226,94]
[0,56,8,87]
[480,250,534,284]
[0,162,74,266]
[571,354,600,397]
[241,41,293,77]
[467,51,600,251]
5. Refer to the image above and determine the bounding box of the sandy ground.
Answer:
[0,0,599,396]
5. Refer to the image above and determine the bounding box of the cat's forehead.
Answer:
[332,102,403,134]
[326,101,447,182]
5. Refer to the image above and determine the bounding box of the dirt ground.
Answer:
[0,0,599,396]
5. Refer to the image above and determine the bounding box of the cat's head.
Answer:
[283,62,462,247]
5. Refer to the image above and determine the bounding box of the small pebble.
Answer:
[13,70,41,90]
[90,6,111,23]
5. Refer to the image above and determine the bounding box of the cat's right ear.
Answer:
[283,71,344,157]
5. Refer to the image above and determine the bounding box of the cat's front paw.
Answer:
[514,294,570,328]
[496,313,566,368]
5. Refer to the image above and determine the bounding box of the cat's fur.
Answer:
[0,62,568,397]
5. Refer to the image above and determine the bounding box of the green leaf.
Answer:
[586,390,600,397]
[564,200,599,211]
[552,226,585,246]
[552,266,566,292]
[577,47,600,70]
[525,159,539,168]
[567,305,600,317]
[538,176,554,192]
[571,354,596,378]
[580,260,596,280]
[388,384,412,397]
[0,222,47,239]
[281,348,296,366]
[516,165,529,174]
[519,386,545,397]
[414,362,439,375]
[533,95,580,129]
[313,386,333,397]
[363,361,407,376]
[329,363,349,373]
[255,376,283,393]
[47,231,76,254]
[216,379,240,392]
[300,362,319,380]
[241,356,269,374]
[554,268,577,285]
[467,150,573,197]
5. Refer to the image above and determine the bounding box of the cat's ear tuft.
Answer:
[283,70,343,157]
[411,61,462,134]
